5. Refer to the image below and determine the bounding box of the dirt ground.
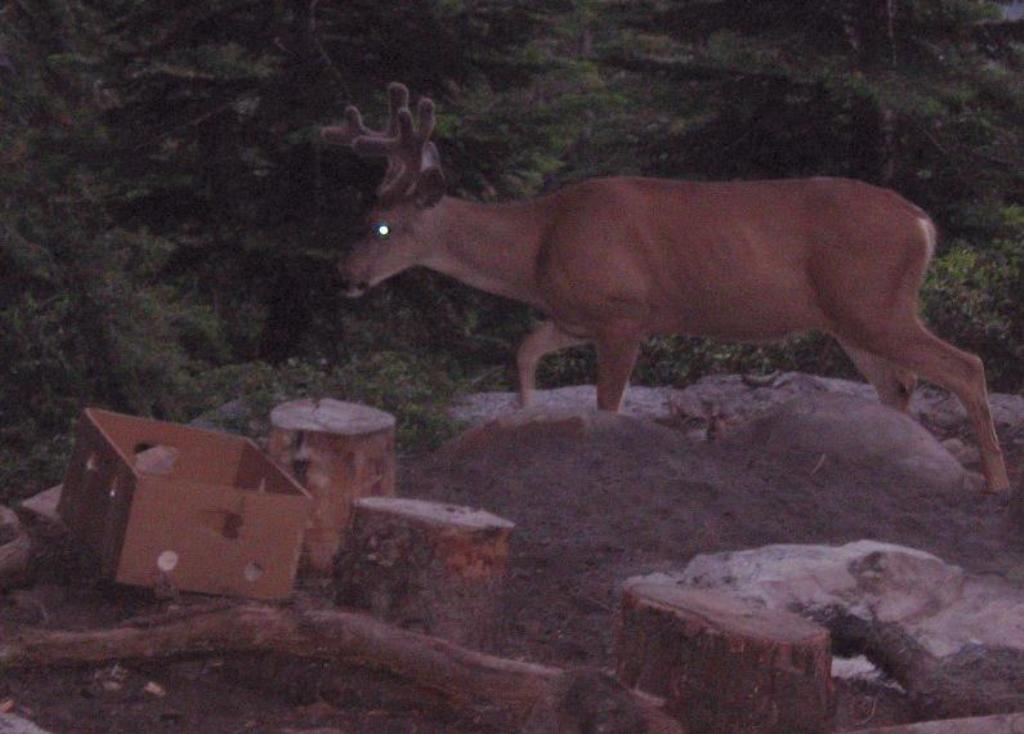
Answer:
[3,387,1023,734]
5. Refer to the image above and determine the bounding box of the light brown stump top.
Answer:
[270,398,396,435]
[622,579,828,644]
[354,497,515,533]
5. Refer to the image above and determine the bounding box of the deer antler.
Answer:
[322,82,443,206]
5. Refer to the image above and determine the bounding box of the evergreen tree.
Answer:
[1,0,215,492]
[601,0,1024,234]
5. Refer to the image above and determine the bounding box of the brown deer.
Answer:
[322,82,1010,493]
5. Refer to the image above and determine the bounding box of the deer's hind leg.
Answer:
[517,321,588,407]
[594,322,643,413]
[840,317,1009,493]
[837,338,917,413]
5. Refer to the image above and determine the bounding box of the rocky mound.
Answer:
[405,387,1023,726]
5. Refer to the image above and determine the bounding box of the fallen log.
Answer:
[821,606,1024,720]
[0,602,683,734]
[848,712,1024,733]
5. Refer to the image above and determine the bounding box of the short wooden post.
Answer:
[335,496,515,649]
[615,578,834,734]
[1011,484,1024,534]
[0,505,31,588]
[267,398,396,574]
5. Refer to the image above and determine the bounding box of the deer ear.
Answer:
[415,168,445,208]
[415,142,445,208]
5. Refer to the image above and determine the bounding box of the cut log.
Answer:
[1011,483,1024,533]
[848,712,1024,734]
[0,602,684,734]
[0,505,31,590]
[16,485,63,526]
[267,398,396,573]
[335,497,514,649]
[615,579,833,734]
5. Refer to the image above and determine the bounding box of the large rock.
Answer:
[671,372,877,426]
[727,393,975,491]
[662,541,1024,659]
[0,714,53,734]
[453,390,976,493]
[449,371,1024,438]
[672,372,1024,434]
[442,404,687,462]
[447,373,877,426]
[449,385,686,425]
[673,540,965,630]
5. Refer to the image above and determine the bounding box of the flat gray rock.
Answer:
[450,372,1024,437]
[675,372,1024,434]
[449,385,686,424]
[0,714,53,734]
[455,388,977,492]
[649,540,1024,659]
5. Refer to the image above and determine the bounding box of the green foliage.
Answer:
[187,353,466,454]
[601,0,1024,227]
[1,1,222,499]
[921,218,1024,388]
[533,332,854,394]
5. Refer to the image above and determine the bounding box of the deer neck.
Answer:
[423,196,547,309]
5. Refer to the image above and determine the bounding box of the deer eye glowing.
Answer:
[374,223,391,239]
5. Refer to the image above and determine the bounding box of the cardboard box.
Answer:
[59,408,312,599]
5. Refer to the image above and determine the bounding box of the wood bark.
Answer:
[335,496,514,649]
[848,712,1024,734]
[615,580,833,734]
[0,602,683,734]
[1011,484,1024,533]
[824,607,1024,721]
[0,506,31,590]
[267,398,396,573]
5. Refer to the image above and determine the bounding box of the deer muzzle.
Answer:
[339,276,370,299]
[338,261,371,298]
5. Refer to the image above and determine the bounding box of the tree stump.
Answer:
[615,578,834,734]
[335,497,515,650]
[0,505,31,590]
[848,712,1024,734]
[267,398,396,574]
[1011,483,1024,533]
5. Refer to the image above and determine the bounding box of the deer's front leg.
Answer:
[595,325,642,412]
[516,321,588,407]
